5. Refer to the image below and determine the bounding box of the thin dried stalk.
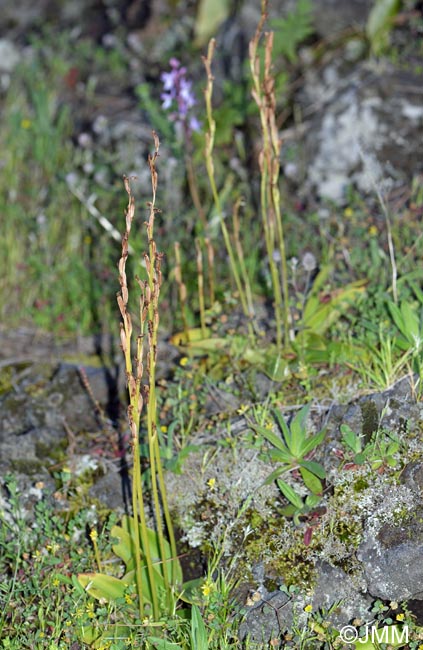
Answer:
[195,238,206,337]
[249,0,290,347]
[203,40,255,343]
[174,241,190,341]
[204,237,215,305]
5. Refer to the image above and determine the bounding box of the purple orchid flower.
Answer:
[160,58,200,136]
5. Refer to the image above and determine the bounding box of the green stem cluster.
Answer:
[249,0,290,348]
[117,134,177,620]
[202,40,256,345]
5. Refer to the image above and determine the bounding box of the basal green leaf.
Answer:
[305,493,321,508]
[300,466,323,494]
[262,465,290,486]
[268,449,295,464]
[277,480,304,509]
[179,578,205,605]
[400,301,421,346]
[289,403,311,455]
[191,604,209,650]
[253,423,291,454]
[111,522,134,572]
[297,427,326,458]
[341,424,363,453]
[272,408,294,448]
[366,0,401,54]
[299,460,326,480]
[77,573,128,602]
[303,280,366,335]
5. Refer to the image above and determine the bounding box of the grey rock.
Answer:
[311,0,373,39]
[89,467,128,512]
[239,589,294,645]
[0,39,21,72]
[312,562,373,627]
[400,462,423,494]
[358,513,423,601]
[297,60,423,202]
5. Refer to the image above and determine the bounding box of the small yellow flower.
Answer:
[39,632,45,638]
[125,594,133,605]
[160,425,168,433]
[237,404,250,415]
[207,477,216,490]
[89,529,98,542]
[53,578,60,587]
[46,542,60,554]
[304,604,313,613]
[369,225,378,236]
[343,207,354,218]
[21,119,32,129]
[142,616,152,625]
[201,579,215,598]
[179,356,189,367]
[86,602,95,618]
[396,612,405,621]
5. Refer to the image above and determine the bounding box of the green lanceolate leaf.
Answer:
[302,277,366,336]
[179,577,206,605]
[341,423,363,454]
[305,493,321,508]
[299,466,323,495]
[262,465,291,486]
[288,403,311,456]
[267,448,295,464]
[113,516,183,585]
[296,427,326,458]
[77,573,128,601]
[400,301,421,348]
[273,408,295,451]
[191,604,209,650]
[253,422,291,455]
[299,460,326,479]
[277,480,304,510]
[366,0,401,55]
[111,522,135,572]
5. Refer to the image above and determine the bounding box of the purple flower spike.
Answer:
[160,57,201,136]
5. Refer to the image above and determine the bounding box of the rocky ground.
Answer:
[1,0,423,645]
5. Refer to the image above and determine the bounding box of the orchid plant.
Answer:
[160,57,206,229]
[160,57,201,138]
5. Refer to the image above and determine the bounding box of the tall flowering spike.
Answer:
[160,58,200,137]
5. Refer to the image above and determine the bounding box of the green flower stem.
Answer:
[146,137,178,606]
[249,4,290,348]
[203,39,255,345]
